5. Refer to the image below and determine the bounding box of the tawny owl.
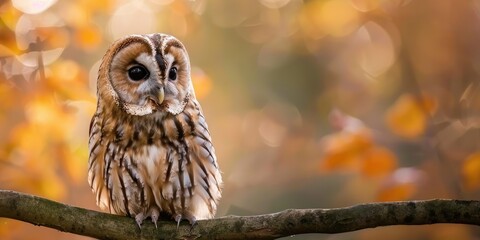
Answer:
[88,33,222,227]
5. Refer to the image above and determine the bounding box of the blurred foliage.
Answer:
[1,0,480,239]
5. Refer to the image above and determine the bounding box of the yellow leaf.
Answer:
[82,0,114,13]
[22,95,76,140]
[49,60,80,82]
[75,25,102,50]
[64,145,88,184]
[39,172,66,200]
[298,0,327,39]
[47,61,89,99]
[320,0,360,37]
[385,93,437,139]
[0,2,22,30]
[361,146,397,178]
[299,0,360,38]
[462,152,480,190]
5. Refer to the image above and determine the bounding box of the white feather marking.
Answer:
[123,103,154,116]
[144,145,162,176]
[164,54,174,68]
[104,77,120,104]
[166,92,190,115]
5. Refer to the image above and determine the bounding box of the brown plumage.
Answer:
[88,33,222,227]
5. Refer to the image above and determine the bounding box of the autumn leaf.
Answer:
[376,168,423,201]
[191,67,212,99]
[38,170,67,200]
[74,24,102,50]
[0,220,21,240]
[63,146,88,184]
[361,146,397,178]
[299,0,360,38]
[385,93,437,139]
[376,182,416,202]
[322,110,399,177]
[462,152,480,190]
[47,60,95,101]
[320,129,373,172]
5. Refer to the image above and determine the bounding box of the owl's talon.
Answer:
[135,213,146,229]
[150,208,160,229]
[174,214,182,230]
[187,215,197,227]
[188,219,197,233]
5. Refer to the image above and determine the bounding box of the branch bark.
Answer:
[0,190,479,239]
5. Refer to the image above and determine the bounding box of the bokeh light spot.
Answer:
[12,0,57,14]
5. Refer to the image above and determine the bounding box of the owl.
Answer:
[88,33,222,228]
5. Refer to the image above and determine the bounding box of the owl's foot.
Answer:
[148,207,160,228]
[187,216,198,233]
[134,206,161,229]
[173,213,197,230]
[134,213,147,229]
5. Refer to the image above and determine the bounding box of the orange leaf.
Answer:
[462,152,480,190]
[0,220,21,239]
[385,93,437,139]
[377,182,416,201]
[361,146,397,178]
[191,67,212,99]
[320,129,373,171]
[376,168,423,201]
[35,26,70,50]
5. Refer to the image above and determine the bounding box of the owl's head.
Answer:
[97,33,194,116]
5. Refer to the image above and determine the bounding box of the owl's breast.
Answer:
[88,100,222,223]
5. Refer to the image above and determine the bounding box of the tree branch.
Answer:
[0,190,479,239]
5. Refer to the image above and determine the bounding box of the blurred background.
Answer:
[1,0,480,239]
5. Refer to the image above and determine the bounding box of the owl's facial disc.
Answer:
[104,34,193,116]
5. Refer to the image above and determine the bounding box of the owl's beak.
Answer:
[157,87,165,104]
[147,86,165,108]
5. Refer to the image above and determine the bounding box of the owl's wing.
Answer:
[88,112,150,217]
[153,102,222,223]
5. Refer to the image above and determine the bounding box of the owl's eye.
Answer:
[128,65,149,81]
[168,67,177,81]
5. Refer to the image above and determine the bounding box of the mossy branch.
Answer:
[0,190,479,239]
